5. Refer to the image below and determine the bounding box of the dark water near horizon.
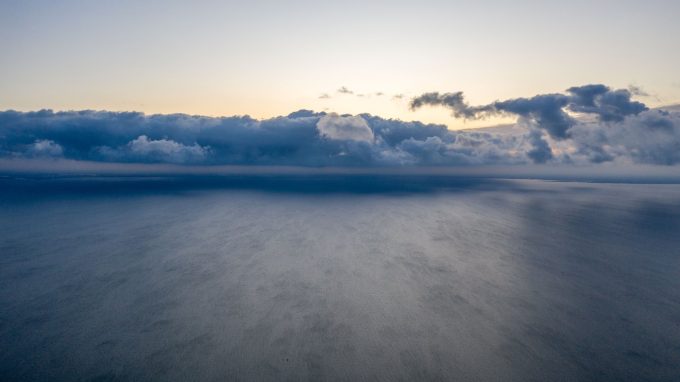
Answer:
[1,176,680,381]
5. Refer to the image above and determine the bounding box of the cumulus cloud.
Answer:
[568,109,680,165]
[1,85,679,167]
[410,84,669,163]
[317,114,374,143]
[27,139,64,158]
[98,135,210,164]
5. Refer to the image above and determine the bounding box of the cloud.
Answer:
[319,93,331,99]
[628,85,650,97]
[1,85,679,168]
[98,135,210,164]
[566,85,647,122]
[27,139,64,158]
[0,109,528,166]
[409,91,575,139]
[493,94,573,138]
[411,84,648,137]
[317,114,374,143]
[568,109,680,165]
[410,84,666,163]
[332,87,385,99]
[409,92,492,119]
[337,86,354,95]
[526,129,553,164]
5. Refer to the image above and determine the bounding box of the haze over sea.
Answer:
[1,174,679,381]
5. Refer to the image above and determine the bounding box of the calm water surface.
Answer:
[1,176,679,381]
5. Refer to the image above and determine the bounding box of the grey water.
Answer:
[1,175,680,381]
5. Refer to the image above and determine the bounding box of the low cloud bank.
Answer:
[0,109,526,166]
[1,85,678,167]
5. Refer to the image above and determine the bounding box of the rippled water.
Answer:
[1,176,679,381]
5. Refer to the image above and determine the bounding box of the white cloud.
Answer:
[98,136,210,164]
[27,139,63,158]
[316,114,374,143]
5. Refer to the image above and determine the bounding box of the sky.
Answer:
[2,0,680,130]
[1,0,680,171]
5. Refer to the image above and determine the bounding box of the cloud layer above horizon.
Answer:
[409,84,680,164]
[1,84,679,167]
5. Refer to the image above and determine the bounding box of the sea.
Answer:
[1,174,679,381]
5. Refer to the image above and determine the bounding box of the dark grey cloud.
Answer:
[0,109,527,167]
[493,94,573,138]
[409,92,492,119]
[566,85,647,122]
[409,91,574,138]
[411,84,648,138]
[409,84,670,164]
[526,129,554,164]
